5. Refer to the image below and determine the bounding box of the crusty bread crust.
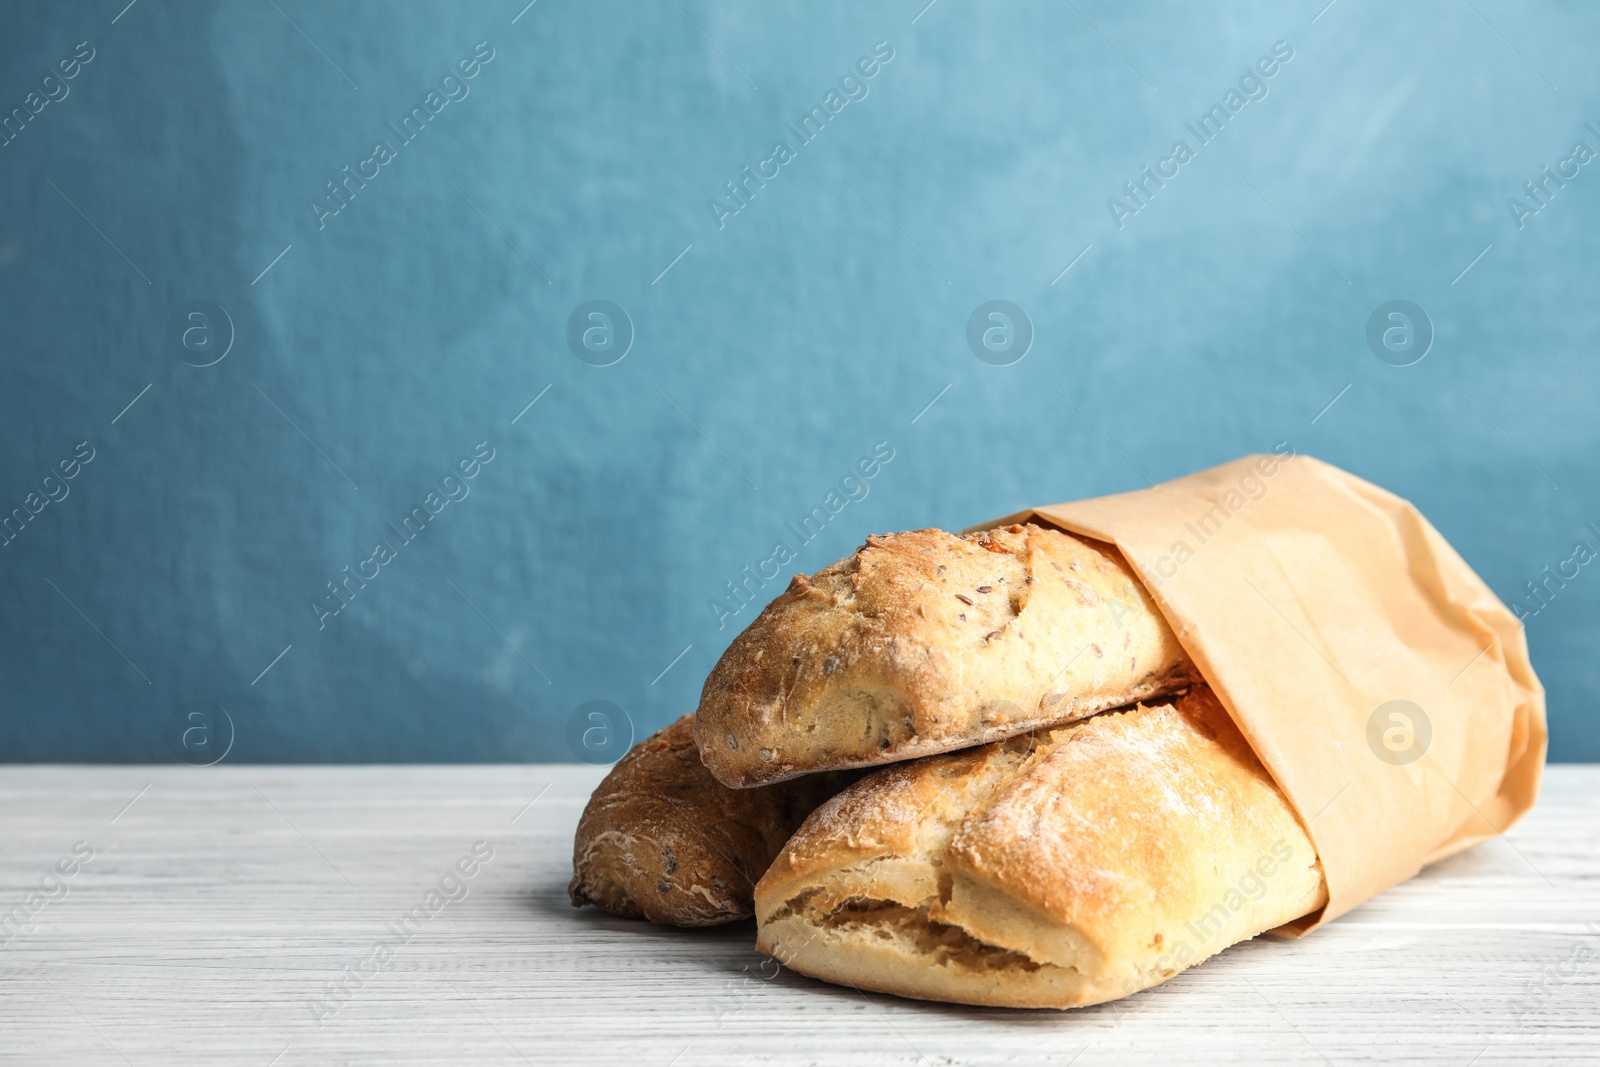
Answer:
[569,714,850,926]
[754,687,1328,1008]
[695,524,1197,787]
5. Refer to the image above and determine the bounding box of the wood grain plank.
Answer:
[0,765,1594,1066]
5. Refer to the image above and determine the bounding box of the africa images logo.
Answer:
[1106,40,1294,229]
[308,42,496,230]
[706,41,896,230]
[309,442,496,630]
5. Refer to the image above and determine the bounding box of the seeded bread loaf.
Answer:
[753,686,1328,1008]
[569,714,852,926]
[695,523,1197,787]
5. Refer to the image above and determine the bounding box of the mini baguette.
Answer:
[569,714,851,926]
[754,686,1328,1008]
[695,523,1197,787]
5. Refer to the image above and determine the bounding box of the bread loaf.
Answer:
[569,714,851,926]
[754,686,1327,1007]
[696,523,1197,787]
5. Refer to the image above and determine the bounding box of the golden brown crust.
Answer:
[754,687,1328,1008]
[695,524,1197,787]
[568,714,851,926]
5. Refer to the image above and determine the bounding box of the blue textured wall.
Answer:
[2,1,1595,762]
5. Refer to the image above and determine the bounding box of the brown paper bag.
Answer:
[972,451,1546,931]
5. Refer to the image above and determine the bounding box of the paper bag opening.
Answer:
[970,452,1546,933]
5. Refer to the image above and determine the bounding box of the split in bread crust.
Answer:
[754,686,1328,1008]
[569,714,852,926]
[695,524,1198,787]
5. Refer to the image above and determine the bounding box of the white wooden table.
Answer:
[0,765,1594,1066]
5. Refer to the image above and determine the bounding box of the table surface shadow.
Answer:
[0,763,1595,1066]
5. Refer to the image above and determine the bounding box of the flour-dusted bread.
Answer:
[754,686,1328,1008]
[695,523,1197,787]
[569,714,851,926]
